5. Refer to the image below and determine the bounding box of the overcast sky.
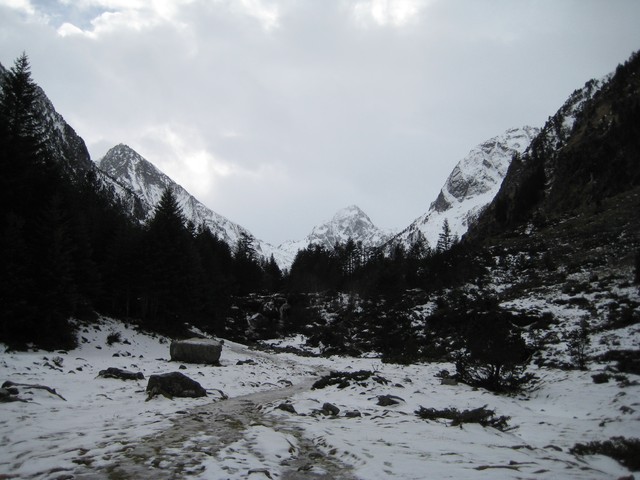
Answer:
[1,0,639,245]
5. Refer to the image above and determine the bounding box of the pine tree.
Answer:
[262,254,283,292]
[0,53,42,146]
[436,219,453,253]
[233,232,263,295]
[194,225,234,332]
[0,52,49,216]
[143,187,198,330]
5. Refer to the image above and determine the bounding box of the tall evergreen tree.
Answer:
[0,53,42,146]
[142,187,199,330]
[233,232,263,294]
[436,219,453,253]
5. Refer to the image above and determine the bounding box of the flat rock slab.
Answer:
[170,338,222,365]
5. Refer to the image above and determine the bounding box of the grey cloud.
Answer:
[1,0,639,244]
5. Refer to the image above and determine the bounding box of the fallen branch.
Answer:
[209,388,229,400]
[2,381,67,401]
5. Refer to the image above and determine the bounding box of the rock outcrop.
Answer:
[146,372,207,399]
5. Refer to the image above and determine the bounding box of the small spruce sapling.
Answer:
[567,318,590,370]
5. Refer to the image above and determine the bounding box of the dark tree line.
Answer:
[0,54,281,349]
[287,221,482,299]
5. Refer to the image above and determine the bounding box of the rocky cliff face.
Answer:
[389,126,538,251]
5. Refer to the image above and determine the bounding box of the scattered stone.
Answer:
[345,410,362,418]
[321,402,340,416]
[98,367,144,381]
[377,395,405,407]
[0,387,28,403]
[179,365,187,370]
[312,370,388,390]
[170,338,223,365]
[146,372,207,400]
[248,468,272,478]
[277,403,297,414]
[441,378,458,386]
[3,385,19,395]
[236,359,257,366]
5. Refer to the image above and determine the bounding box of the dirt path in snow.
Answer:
[74,377,358,480]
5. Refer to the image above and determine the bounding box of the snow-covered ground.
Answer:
[1,314,639,479]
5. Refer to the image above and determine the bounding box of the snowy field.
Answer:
[1,315,639,479]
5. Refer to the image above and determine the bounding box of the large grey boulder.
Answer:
[146,372,206,399]
[170,338,222,365]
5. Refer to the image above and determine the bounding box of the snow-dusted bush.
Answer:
[455,315,534,393]
[571,436,640,471]
[566,318,591,370]
[106,331,122,346]
[415,406,512,431]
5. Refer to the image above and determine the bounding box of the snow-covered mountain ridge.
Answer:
[389,126,539,251]
[98,144,288,266]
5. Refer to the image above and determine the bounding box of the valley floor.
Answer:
[1,316,639,479]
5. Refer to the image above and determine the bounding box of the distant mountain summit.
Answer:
[390,126,539,250]
[279,205,392,266]
[308,205,391,247]
[99,144,287,265]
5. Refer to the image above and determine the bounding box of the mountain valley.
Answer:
[1,48,639,479]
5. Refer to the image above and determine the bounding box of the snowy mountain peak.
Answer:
[99,144,175,210]
[391,126,539,250]
[100,144,147,173]
[330,204,368,221]
[278,205,392,268]
[315,205,375,237]
[309,204,389,248]
[431,126,539,213]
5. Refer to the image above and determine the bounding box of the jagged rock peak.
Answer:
[100,143,144,167]
[100,144,165,183]
[278,204,393,268]
[309,205,386,246]
[327,205,374,227]
[388,126,538,252]
[431,126,539,213]
[99,144,178,212]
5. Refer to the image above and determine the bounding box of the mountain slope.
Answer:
[469,51,640,240]
[99,144,287,265]
[389,126,538,251]
[279,205,392,265]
